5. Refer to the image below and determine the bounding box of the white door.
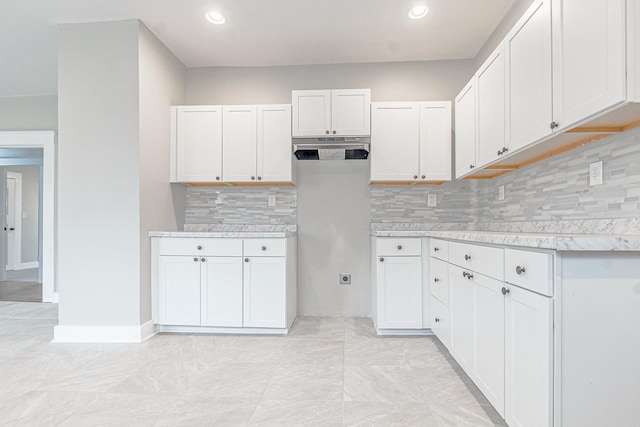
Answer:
[449,266,474,371]
[331,89,371,136]
[505,0,553,151]
[176,106,223,182]
[200,256,243,327]
[473,274,506,417]
[257,105,292,183]
[158,256,201,326]
[243,257,286,328]
[505,285,553,427]
[454,81,477,178]
[431,297,450,350]
[292,90,331,137]
[419,102,452,181]
[376,255,422,329]
[476,45,506,168]
[222,106,258,182]
[552,0,626,130]
[370,103,420,181]
[5,173,22,271]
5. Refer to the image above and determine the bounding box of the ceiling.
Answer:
[0,0,515,98]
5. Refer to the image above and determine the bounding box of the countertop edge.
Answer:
[149,231,295,238]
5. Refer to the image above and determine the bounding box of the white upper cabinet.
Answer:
[476,45,506,168]
[455,81,477,178]
[171,106,223,183]
[222,105,258,183]
[292,89,371,137]
[370,101,451,183]
[505,0,553,152]
[257,105,293,183]
[552,0,626,131]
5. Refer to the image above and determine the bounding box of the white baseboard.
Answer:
[18,261,39,270]
[156,325,289,335]
[375,328,434,336]
[53,320,155,343]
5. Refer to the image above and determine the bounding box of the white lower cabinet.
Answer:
[158,256,202,326]
[243,256,286,328]
[449,265,474,372]
[201,257,243,327]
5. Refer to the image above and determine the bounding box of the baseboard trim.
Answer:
[156,325,289,335]
[375,328,434,336]
[53,322,154,343]
[18,261,39,270]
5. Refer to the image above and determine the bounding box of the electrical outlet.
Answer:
[427,194,437,207]
[268,195,277,207]
[589,161,603,186]
[498,185,505,201]
[340,273,351,285]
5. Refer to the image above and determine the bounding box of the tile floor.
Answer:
[0,302,505,426]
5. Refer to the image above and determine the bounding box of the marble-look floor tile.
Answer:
[280,339,345,366]
[343,401,438,426]
[344,364,429,404]
[289,316,346,341]
[184,362,276,398]
[344,317,378,339]
[0,391,102,426]
[153,395,259,427]
[344,336,408,366]
[248,399,342,426]
[263,364,343,401]
[429,400,506,427]
[0,301,58,320]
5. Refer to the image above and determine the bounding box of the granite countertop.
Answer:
[150,224,296,238]
[370,220,640,251]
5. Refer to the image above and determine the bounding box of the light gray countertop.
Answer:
[150,224,296,238]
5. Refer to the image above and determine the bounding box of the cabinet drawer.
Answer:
[505,248,553,296]
[430,257,449,306]
[158,238,242,256]
[431,297,450,350]
[244,238,287,257]
[376,238,422,256]
[449,241,504,281]
[430,239,449,261]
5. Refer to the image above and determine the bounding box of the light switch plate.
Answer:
[268,195,277,207]
[589,161,603,186]
[498,185,505,201]
[427,194,437,207]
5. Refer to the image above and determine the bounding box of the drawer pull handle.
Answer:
[193,257,198,262]
[434,247,439,252]
[379,257,384,262]
[244,258,249,263]
[502,287,510,296]
[397,245,402,250]
[550,121,559,130]
[516,266,526,275]
[434,318,440,323]
[464,254,471,261]
[262,246,267,251]
[197,245,202,250]
[463,271,473,280]
[434,278,440,283]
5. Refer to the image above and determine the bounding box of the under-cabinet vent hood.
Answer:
[293,137,370,160]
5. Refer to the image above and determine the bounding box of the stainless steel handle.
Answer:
[379,257,384,262]
[550,121,559,130]
[197,246,202,250]
[244,258,249,262]
[502,287,510,296]
[465,254,471,261]
[397,245,402,250]
[261,246,267,251]
[201,258,206,262]
[516,265,525,275]
[434,278,440,283]
[193,257,198,262]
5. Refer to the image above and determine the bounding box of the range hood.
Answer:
[293,137,370,160]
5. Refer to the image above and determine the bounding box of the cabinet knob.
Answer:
[261,246,267,251]
[216,176,220,181]
[502,147,508,153]
[434,277,440,283]
[413,175,418,179]
[462,271,467,278]
[251,176,256,180]
[421,175,426,179]
[434,247,439,252]
[326,130,330,135]
[516,265,526,275]
[201,258,206,262]
[397,245,402,250]
[469,164,475,169]
[197,245,202,250]
[497,149,502,156]
[550,121,559,130]
[464,254,471,261]
[379,257,384,262]
[257,176,262,181]
[193,257,198,262]
[332,130,337,135]
[434,318,440,323]
[244,258,249,263]
[463,271,473,280]
[502,287,510,296]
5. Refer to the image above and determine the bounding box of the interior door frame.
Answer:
[6,171,23,271]
[0,132,56,303]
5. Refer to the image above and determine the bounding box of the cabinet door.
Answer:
[370,103,420,181]
[449,266,474,371]
[257,104,292,183]
[454,81,477,178]
[292,90,331,137]
[505,285,552,427]
[222,105,257,182]
[176,106,223,183]
[473,274,506,417]
[376,256,422,329]
[476,45,506,168]
[552,0,626,130]
[331,89,371,136]
[419,101,452,181]
[243,257,286,328]
[201,257,243,327]
[505,0,553,152]
[158,256,201,326]
[431,297,450,350]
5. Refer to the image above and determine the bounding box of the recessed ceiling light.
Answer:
[408,5,429,20]
[205,11,226,25]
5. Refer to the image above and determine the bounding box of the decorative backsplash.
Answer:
[185,186,297,225]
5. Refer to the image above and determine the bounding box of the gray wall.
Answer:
[7,166,40,264]
[0,95,58,131]
[138,23,187,324]
[58,21,142,327]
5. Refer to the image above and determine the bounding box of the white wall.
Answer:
[138,23,186,324]
[6,166,39,264]
[58,21,142,327]
[0,96,58,131]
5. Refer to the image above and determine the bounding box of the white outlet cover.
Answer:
[589,161,603,186]
[498,185,505,201]
[268,195,277,207]
[427,194,437,207]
